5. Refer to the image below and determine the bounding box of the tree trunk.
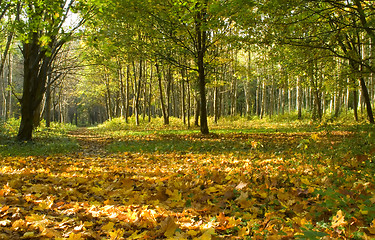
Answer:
[296,76,302,119]
[194,96,200,127]
[45,74,52,127]
[148,64,153,122]
[6,52,12,120]
[187,80,191,128]
[133,61,142,126]
[155,62,169,125]
[17,35,51,141]
[105,73,113,120]
[181,69,186,125]
[143,61,147,120]
[196,4,209,134]
[214,86,219,123]
[125,65,130,123]
[359,76,375,123]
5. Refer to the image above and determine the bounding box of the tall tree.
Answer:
[15,0,90,141]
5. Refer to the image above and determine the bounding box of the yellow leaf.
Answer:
[109,229,125,240]
[41,228,61,238]
[166,189,182,201]
[84,221,94,227]
[331,210,347,228]
[23,232,35,238]
[164,217,178,238]
[68,232,83,240]
[128,230,148,239]
[102,222,115,231]
[311,133,319,141]
[187,230,199,237]
[237,227,249,237]
[194,228,215,240]
[205,186,219,194]
[301,178,310,185]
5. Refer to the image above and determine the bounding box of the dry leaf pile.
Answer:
[0,129,374,239]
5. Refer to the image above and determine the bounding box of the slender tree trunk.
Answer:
[187,80,191,129]
[181,68,186,125]
[260,81,266,119]
[45,73,52,127]
[214,86,219,123]
[148,64,153,122]
[105,73,113,120]
[118,63,125,118]
[125,65,130,123]
[166,66,172,120]
[133,61,142,126]
[6,52,12,120]
[296,76,302,119]
[155,62,169,124]
[196,4,209,134]
[195,95,200,126]
[0,31,13,78]
[143,61,147,120]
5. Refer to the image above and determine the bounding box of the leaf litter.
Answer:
[0,128,374,239]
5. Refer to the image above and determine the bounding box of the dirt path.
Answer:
[68,127,113,156]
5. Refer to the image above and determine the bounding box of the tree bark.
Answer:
[359,76,375,123]
[296,76,302,119]
[17,34,52,141]
[155,62,169,125]
[45,74,52,127]
[196,3,209,134]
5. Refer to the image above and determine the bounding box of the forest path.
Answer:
[68,127,113,156]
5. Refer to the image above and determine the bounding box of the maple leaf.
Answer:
[68,232,84,240]
[102,221,115,231]
[193,228,215,240]
[162,216,179,238]
[331,210,347,228]
[127,230,148,239]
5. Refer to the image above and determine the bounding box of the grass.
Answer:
[94,115,375,157]
[0,119,79,157]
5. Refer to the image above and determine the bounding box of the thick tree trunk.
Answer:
[17,36,51,141]
[359,76,375,123]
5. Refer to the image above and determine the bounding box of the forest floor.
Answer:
[0,124,375,239]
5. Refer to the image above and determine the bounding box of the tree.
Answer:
[262,0,375,123]
[14,0,90,141]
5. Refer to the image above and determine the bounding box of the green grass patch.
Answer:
[0,119,79,156]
